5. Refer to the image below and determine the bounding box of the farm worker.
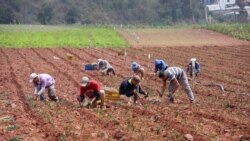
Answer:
[29,73,59,102]
[97,59,116,76]
[77,77,106,108]
[131,61,145,80]
[157,67,195,103]
[119,75,148,105]
[186,58,200,77]
[154,59,168,74]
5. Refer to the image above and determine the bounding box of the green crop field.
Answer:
[0,25,128,48]
[203,23,250,41]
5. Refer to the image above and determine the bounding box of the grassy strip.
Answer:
[201,23,250,41]
[0,25,128,48]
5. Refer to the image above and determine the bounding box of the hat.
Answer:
[131,62,139,69]
[98,58,102,62]
[29,73,38,82]
[81,77,89,87]
[155,59,161,66]
[190,58,197,62]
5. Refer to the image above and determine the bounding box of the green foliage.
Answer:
[65,7,78,24]
[8,137,23,141]
[7,125,16,131]
[0,7,14,24]
[58,134,67,141]
[0,115,14,123]
[0,25,128,48]
[37,3,54,24]
[203,23,250,41]
[0,0,206,25]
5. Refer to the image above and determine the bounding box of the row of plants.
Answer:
[202,23,250,41]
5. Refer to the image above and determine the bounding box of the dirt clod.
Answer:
[91,133,98,138]
[162,131,168,137]
[184,134,193,141]
[240,135,250,141]
[113,130,125,140]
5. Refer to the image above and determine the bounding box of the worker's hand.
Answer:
[127,98,132,106]
[127,101,132,106]
[144,92,149,98]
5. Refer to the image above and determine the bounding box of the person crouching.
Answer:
[29,73,59,102]
[119,75,148,105]
[77,77,105,108]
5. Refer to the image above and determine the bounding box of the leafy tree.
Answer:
[0,7,14,24]
[1,0,207,24]
[65,7,78,24]
[37,3,54,24]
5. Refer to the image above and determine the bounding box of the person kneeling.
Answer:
[77,77,105,108]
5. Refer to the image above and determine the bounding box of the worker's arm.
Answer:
[186,64,190,72]
[133,92,139,104]
[158,80,166,97]
[34,87,38,95]
[138,86,147,96]
[36,81,46,96]
[139,68,145,79]
[33,87,39,100]
[36,80,47,96]
[171,78,180,94]
[36,87,45,96]
[154,66,158,74]
[90,96,97,106]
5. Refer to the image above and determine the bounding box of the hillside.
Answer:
[0,0,205,25]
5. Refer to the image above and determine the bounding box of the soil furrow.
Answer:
[0,49,59,140]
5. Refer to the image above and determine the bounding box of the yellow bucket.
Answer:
[67,53,74,60]
[104,87,120,101]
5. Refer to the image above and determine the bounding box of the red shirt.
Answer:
[80,80,101,98]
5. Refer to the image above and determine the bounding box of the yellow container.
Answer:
[104,87,120,101]
[67,53,74,60]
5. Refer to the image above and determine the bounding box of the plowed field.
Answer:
[1,29,250,141]
[119,28,250,47]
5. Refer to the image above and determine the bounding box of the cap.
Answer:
[155,59,161,66]
[190,58,197,62]
[81,77,89,87]
[131,62,139,69]
[29,73,38,82]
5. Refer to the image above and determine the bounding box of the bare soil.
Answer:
[119,28,250,47]
[0,29,250,141]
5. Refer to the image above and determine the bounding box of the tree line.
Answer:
[0,0,207,25]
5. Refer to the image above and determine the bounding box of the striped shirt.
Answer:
[163,67,183,81]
